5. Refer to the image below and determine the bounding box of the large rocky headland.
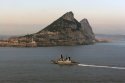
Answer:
[0,11,96,47]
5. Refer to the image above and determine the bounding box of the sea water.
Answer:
[0,39,125,83]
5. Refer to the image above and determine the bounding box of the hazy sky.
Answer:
[0,0,125,35]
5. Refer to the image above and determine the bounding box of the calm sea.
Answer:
[0,37,125,83]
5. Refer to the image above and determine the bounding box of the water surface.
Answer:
[0,42,125,83]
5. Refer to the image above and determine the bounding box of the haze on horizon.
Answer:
[0,0,125,35]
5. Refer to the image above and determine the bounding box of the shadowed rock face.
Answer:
[10,11,95,47]
[80,18,95,41]
[38,11,81,32]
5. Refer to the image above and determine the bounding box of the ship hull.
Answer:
[51,60,78,65]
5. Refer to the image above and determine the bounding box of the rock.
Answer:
[39,11,81,32]
[6,11,96,47]
[34,11,95,46]
[80,18,95,42]
[62,11,74,21]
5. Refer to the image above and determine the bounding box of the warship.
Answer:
[51,55,79,65]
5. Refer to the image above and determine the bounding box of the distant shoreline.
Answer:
[0,35,112,47]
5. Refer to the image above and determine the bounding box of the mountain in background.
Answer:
[31,11,95,46]
[2,11,95,47]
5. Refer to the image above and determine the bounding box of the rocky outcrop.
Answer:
[3,11,95,47]
[80,18,95,43]
[38,11,81,32]
[32,11,95,46]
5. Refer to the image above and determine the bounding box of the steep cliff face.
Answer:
[38,11,81,32]
[80,18,95,42]
[9,11,95,47]
[33,11,95,46]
